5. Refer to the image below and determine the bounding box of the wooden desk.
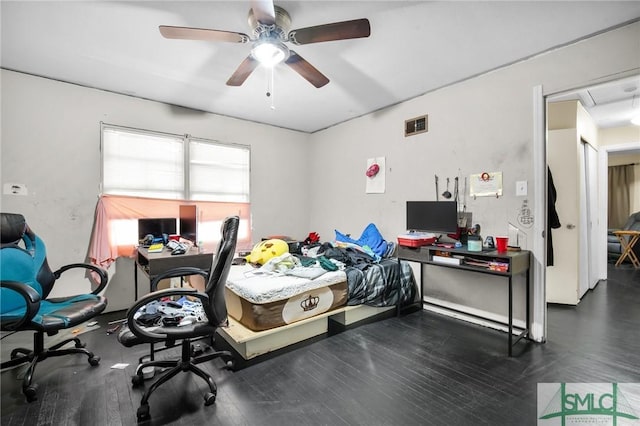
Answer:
[397,245,531,356]
[613,230,640,268]
[134,247,214,299]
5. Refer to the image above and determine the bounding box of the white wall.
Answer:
[307,21,640,332]
[308,21,640,248]
[1,70,311,310]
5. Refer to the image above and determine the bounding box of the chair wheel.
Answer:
[24,384,39,402]
[131,374,144,387]
[88,356,100,366]
[204,391,216,406]
[137,404,150,422]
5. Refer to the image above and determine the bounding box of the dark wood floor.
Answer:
[2,264,639,425]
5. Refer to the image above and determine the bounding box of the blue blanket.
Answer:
[335,223,388,258]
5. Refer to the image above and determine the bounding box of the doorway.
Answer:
[544,75,640,304]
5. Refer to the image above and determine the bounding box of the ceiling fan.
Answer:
[159,0,371,88]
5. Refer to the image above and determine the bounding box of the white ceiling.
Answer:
[2,1,640,133]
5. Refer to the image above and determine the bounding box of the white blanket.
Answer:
[226,264,347,304]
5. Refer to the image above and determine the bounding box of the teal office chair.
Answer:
[0,212,108,402]
[118,215,239,422]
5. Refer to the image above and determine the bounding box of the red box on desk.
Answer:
[397,233,437,247]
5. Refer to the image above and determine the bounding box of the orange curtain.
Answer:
[89,194,251,270]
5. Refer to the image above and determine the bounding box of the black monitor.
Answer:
[179,205,198,245]
[406,201,458,234]
[137,218,177,240]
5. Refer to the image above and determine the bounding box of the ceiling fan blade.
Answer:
[226,55,259,86]
[159,25,249,43]
[288,19,370,45]
[285,51,329,88]
[250,0,276,25]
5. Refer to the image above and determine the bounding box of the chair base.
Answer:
[0,331,100,402]
[131,337,233,422]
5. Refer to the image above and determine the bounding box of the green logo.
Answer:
[538,383,639,425]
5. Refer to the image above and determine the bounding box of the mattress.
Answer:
[225,265,348,331]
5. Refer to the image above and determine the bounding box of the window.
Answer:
[93,124,252,265]
[101,124,250,202]
[188,138,250,202]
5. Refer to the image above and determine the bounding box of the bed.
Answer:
[224,253,417,332]
[344,258,416,307]
[225,265,349,331]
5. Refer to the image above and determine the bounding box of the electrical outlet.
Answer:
[516,180,527,197]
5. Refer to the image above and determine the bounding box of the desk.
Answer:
[613,230,640,268]
[134,247,214,299]
[397,245,531,356]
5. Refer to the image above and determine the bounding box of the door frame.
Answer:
[598,141,640,281]
[532,85,547,342]
[534,75,639,343]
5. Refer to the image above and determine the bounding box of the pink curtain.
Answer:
[89,194,251,270]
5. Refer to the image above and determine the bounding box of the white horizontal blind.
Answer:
[101,125,250,202]
[102,126,184,199]
[189,139,250,202]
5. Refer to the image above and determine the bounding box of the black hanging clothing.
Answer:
[547,167,561,266]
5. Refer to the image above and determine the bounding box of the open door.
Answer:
[546,101,599,304]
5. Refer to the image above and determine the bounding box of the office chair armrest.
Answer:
[53,263,109,295]
[150,267,209,292]
[126,287,204,340]
[0,280,42,331]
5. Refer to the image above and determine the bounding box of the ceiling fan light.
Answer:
[251,40,288,67]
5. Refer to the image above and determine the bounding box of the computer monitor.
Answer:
[137,218,177,241]
[179,204,198,245]
[406,201,459,234]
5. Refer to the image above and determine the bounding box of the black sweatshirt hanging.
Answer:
[547,167,561,266]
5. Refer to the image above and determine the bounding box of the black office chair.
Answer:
[0,212,108,402]
[117,215,239,422]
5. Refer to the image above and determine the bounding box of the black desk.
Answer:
[134,247,214,299]
[397,244,531,356]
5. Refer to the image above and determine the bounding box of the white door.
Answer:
[547,128,580,305]
[579,140,599,298]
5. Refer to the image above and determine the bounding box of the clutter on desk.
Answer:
[484,236,495,249]
[397,231,437,247]
[467,235,482,252]
[147,243,164,253]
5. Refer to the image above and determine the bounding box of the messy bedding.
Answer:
[224,224,417,331]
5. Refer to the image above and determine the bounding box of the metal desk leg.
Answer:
[134,262,138,301]
[508,276,513,357]
[526,269,531,339]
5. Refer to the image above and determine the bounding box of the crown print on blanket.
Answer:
[300,295,320,312]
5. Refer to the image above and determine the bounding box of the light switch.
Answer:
[516,180,527,196]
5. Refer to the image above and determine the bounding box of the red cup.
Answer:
[495,236,508,253]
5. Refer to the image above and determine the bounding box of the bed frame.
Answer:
[216,304,396,367]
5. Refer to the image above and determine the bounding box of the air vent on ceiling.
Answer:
[405,115,428,137]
